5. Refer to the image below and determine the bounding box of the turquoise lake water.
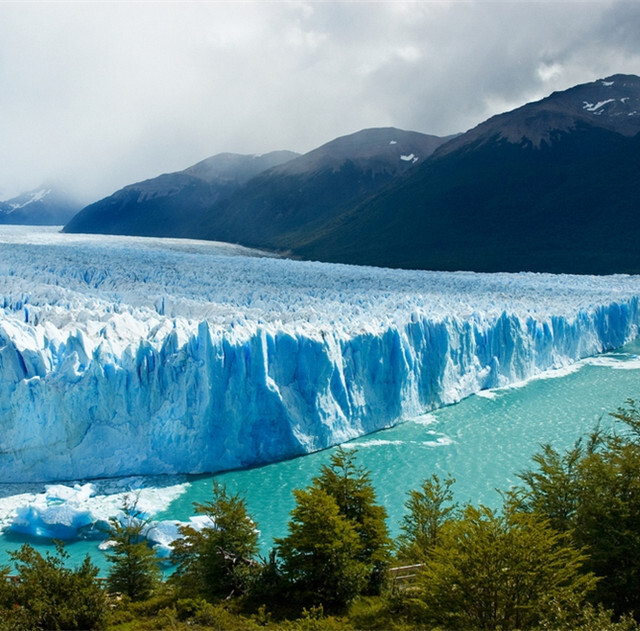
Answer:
[1,339,639,572]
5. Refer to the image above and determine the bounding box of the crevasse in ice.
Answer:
[1,226,639,483]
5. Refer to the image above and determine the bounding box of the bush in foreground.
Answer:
[0,543,107,631]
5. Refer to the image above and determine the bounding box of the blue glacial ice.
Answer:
[1,477,189,542]
[1,225,639,483]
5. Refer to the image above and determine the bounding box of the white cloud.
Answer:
[537,62,564,83]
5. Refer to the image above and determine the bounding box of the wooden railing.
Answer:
[5,576,109,585]
[388,563,424,588]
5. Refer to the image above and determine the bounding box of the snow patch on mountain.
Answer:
[1,226,639,483]
[3,189,52,213]
[583,99,616,113]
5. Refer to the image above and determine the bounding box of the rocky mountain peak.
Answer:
[0,185,81,225]
[436,73,640,156]
[269,127,453,177]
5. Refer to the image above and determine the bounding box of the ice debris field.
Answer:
[1,225,640,549]
[1,476,192,558]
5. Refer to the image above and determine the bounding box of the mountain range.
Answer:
[64,73,640,274]
[297,74,640,274]
[0,187,81,225]
[63,128,450,246]
[63,151,299,238]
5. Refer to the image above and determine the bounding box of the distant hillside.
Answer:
[63,151,299,237]
[0,187,81,225]
[195,127,453,248]
[64,128,450,246]
[293,74,640,274]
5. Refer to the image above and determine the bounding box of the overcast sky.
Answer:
[1,1,639,202]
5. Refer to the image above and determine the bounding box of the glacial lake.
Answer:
[0,337,638,574]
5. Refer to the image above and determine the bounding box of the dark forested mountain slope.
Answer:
[64,75,640,274]
[64,128,449,247]
[293,75,640,274]
[195,127,452,248]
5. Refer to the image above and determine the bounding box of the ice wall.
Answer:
[1,226,639,483]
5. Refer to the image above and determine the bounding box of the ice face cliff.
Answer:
[1,226,639,483]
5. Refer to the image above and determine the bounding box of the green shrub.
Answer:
[417,506,596,630]
[0,543,108,630]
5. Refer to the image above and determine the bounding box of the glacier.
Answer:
[1,225,640,484]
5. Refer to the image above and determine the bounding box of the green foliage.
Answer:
[518,403,640,618]
[170,482,259,601]
[517,441,584,532]
[106,495,161,601]
[0,543,107,631]
[417,505,596,630]
[275,485,368,612]
[573,440,640,616]
[105,586,179,629]
[395,473,457,563]
[245,548,291,615]
[282,606,356,631]
[346,596,428,631]
[104,587,359,631]
[537,600,640,631]
[611,398,640,440]
[313,447,392,592]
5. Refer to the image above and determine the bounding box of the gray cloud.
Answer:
[1,1,639,203]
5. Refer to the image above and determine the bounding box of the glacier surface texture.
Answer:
[1,226,639,483]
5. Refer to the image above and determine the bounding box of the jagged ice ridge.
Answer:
[1,226,639,483]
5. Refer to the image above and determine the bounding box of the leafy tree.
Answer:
[170,482,259,601]
[244,548,291,614]
[275,485,368,612]
[396,473,457,562]
[611,398,640,439]
[570,439,640,617]
[517,441,584,532]
[518,403,640,618]
[314,447,392,592]
[105,494,161,601]
[0,543,107,630]
[418,505,596,630]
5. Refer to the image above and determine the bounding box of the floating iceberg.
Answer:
[10,484,95,540]
[5,476,188,541]
[0,226,639,483]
